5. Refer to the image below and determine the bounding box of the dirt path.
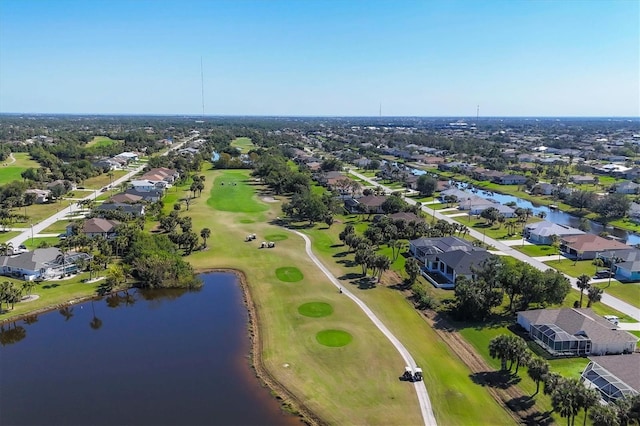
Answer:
[422,310,552,425]
[4,152,15,165]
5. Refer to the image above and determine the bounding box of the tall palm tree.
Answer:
[587,286,603,307]
[527,357,550,396]
[488,334,511,371]
[200,228,211,248]
[576,274,592,308]
[578,386,600,426]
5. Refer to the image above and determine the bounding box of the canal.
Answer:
[0,273,300,426]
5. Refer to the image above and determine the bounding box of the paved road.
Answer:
[348,170,640,322]
[7,137,193,249]
[290,229,437,426]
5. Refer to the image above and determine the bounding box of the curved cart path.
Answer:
[290,229,438,426]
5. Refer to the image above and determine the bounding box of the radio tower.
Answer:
[200,57,205,117]
[379,102,382,117]
[476,104,480,123]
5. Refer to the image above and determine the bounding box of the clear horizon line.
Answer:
[1,112,639,119]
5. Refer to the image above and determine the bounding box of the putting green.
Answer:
[298,302,333,317]
[316,329,352,347]
[264,233,288,241]
[276,267,304,282]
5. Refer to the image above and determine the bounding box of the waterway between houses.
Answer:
[0,272,299,426]
[411,168,640,246]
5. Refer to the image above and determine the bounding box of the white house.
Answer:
[517,308,638,357]
[130,180,157,192]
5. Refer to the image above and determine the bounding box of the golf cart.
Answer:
[413,367,423,382]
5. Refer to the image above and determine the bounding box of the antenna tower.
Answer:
[200,57,205,117]
[379,102,382,117]
[476,104,480,122]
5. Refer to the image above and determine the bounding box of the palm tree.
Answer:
[576,274,591,308]
[590,404,620,426]
[587,286,603,307]
[551,377,581,426]
[549,234,561,262]
[527,356,550,396]
[89,300,103,331]
[374,254,390,283]
[578,386,600,426]
[200,228,211,248]
[488,334,511,371]
[0,242,14,256]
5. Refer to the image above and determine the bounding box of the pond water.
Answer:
[0,273,300,426]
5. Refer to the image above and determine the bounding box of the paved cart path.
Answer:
[290,229,437,426]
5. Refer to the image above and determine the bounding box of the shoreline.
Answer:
[197,268,324,426]
[1,269,324,426]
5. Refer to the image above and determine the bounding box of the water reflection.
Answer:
[0,322,26,346]
[0,273,300,426]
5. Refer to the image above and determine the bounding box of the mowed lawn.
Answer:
[230,137,255,154]
[86,136,122,148]
[182,169,425,425]
[82,170,128,190]
[0,153,41,186]
[302,223,515,425]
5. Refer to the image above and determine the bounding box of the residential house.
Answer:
[140,167,179,184]
[95,202,145,217]
[571,175,597,185]
[468,203,516,218]
[69,218,121,239]
[517,308,638,356]
[353,157,372,168]
[438,188,469,203]
[493,174,528,185]
[131,180,162,192]
[581,353,640,402]
[597,249,640,282]
[24,189,51,204]
[532,183,557,196]
[108,193,143,204]
[629,202,640,223]
[344,195,387,214]
[615,181,640,194]
[115,152,139,163]
[0,248,91,281]
[523,221,585,245]
[457,196,495,211]
[438,162,470,172]
[124,188,163,202]
[47,179,75,191]
[408,236,493,289]
[388,212,423,224]
[560,234,630,260]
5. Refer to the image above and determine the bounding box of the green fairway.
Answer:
[182,169,426,425]
[298,302,333,317]
[0,153,41,186]
[230,137,255,154]
[264,233,288,241]
[86,135,123,147]
[276,267,304,282]
[316,329,353,347]
[207,172,268,213]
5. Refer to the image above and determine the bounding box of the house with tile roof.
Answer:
[68,218,120,239]
[517,308,638,356]
[560,234,630,260]
[597,248,640,282]
[0,248,91,281]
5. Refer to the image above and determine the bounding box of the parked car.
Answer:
[595,269,613,279]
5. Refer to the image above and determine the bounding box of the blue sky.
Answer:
[0,0,638,116]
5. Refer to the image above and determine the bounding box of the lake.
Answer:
[0,273,300,426]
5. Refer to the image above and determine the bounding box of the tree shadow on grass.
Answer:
[336,259,358,267]
[523,410,554,426]
[333,251,350,258]
[42,284,59,289]
[338,273,362,281]
[353,277,377,290]
[469,370,521,389]
[506,395,535,412]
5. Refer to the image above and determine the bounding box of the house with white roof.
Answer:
[523,221,585,245]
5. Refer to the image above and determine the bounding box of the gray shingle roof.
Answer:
[587,353,640,393]
[519,308,638,347]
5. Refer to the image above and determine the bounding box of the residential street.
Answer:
[348,170,640,322]
[6,137,193,249]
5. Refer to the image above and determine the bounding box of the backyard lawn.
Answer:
[86,136,122,148]
[544,259,598,277]
[514,243,557,257]
[82,170,128,189]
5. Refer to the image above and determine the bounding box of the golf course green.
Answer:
[298,302,333,317]
[276,267,304,282]
[316,329,353,347]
